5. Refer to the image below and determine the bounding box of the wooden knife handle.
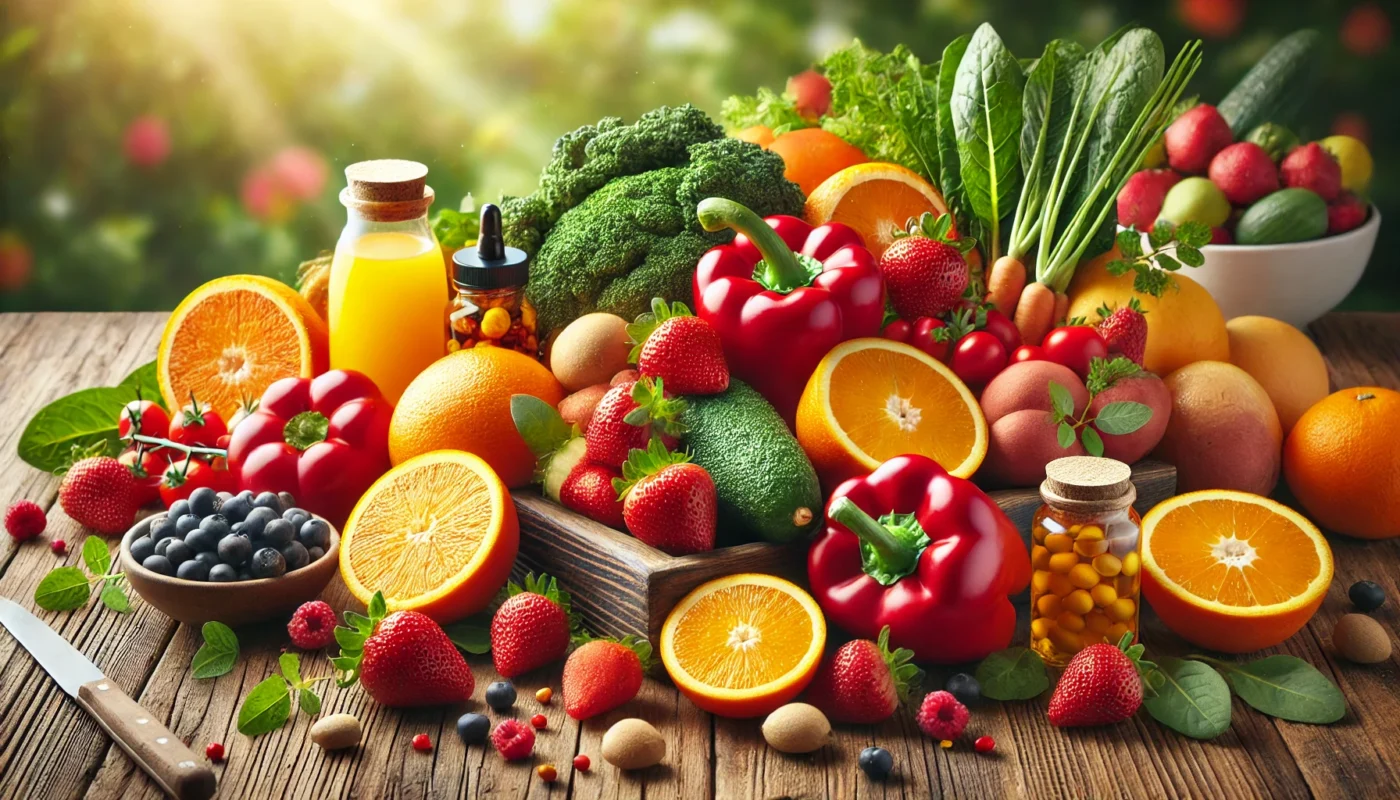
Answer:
[77,678,216,800]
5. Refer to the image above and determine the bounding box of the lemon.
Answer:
[1320,135,1373,193]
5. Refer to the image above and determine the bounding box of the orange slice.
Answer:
[796,338,987,489]
[158,275,328,419]
[1141,490,1333,653]
[340,450,519,623]
[660,573,825,718]
[804,162,949,258]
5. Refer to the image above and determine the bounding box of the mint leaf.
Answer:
[1143,657,1232,740]
[192,622,239,679]
[82,537,111,576]
[443,612,492,655]
[279,652,302,687]
[1148,221,1174,249]
[1155,253,1182,272]
[1116,229,1144,259]
[34,567,91,611]
[1048,381,1075,420]
[1176,244,1204,267]
[1093,401,1153,435]
[1081,425,1105,457]
[1057,422,1076,449]
[1106,259,1135,277]
[18,387,131,473]
[1177,220,1213,248]
[299,687,321,716]
[237,675,292,736]
[975,647,1049,701]
[99,583,131,613]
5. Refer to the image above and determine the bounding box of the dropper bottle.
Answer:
[446,204,539,358]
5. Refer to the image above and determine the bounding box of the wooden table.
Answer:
[0,311,1397,800]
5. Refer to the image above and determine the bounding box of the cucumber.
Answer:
[683,380,822,544]
[1218,29,1321,137]
[1235,188,1328,245]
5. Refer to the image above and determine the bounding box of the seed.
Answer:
[531,714,548,730]
[310,713,363,751]
[602,718,666,770]
[1332,614,1391,664]
[537,764,558,782]
[762,703,831,754]
[51,539,66,555]
[536,687,553,704]
[205,742,225,762]
[412,734,432,752]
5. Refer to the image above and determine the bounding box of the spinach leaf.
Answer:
[18,387,131,473]
[975,646,1049,700]
[936,34,971,233]
[951,24,1024,261]
[237,675,292,736]
[1199,655,1345,724]
[1143,657,1232,739]
[1009,39,1087,258]
[118,361,166,410]
[34,567,91,611]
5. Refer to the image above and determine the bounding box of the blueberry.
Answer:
[241,507,279,538]
[250,547,286,579]
[168,499,191,519]
[236,568,253,581]
[198,514,230,539]
[230,521,245,535]
[218,534,253,566]
[184,528,219,553]
[484,681,516,711]
[945,673,982,706]
[176,559,210,581]
[195,551,221,569]
[277,492,297,513]
[164,539,193,566]
[253,491,281,511]
[858,746,893,780]
[149,516,178,542]
[216,490,233,503]
[1350,580,1386,612]
[456,712,490,745]
[129,536,156,564]
[298,518,331,550]
[280,541,309,572]
[262,518,295,548]
[188,487,219,518]
[154,537,173,557]
[283,508,311,529]
[220,496,252,524]
[209,564,238,583]
[175,513,202,535]
[142,554,174,575]
[307,546,325,562]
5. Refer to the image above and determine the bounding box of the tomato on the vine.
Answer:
[158,457,222,508]
[119,447,170,508]
[949,331,1007,387]
[981,309,1022,355]
[169,395,229,448]
[117,400,169,442]
[909,317,950,361]
[1042,326,1109,379]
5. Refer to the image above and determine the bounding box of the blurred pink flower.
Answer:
[270,146,330,201]
[0,233,34,292]
[1341,3,1391,57]
[241,167,296,223]
[1177,0,1245,39]
[124,115,171,168]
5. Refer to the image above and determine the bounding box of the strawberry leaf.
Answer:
[626,297,693,363]
[612,436,689,499]
[333,591,386,688]
[506,573,582,641]
[1084,356,1142,396]
[624,377,687,437]
[875,625,925,703]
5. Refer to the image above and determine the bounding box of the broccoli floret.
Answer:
[502,105,723,256]
[525,136,804,336]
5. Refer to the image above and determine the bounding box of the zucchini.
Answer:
[1218,30,1321,137]
[1235,188,1327,245]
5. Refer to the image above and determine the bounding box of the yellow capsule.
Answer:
[1069,563,1101,589]
[1091,583,1118,608]
[1116,574,1138,597]
[1036,593,1063,618]
[1121,550,1141,577]
[1033,525,1049,544]
[481,306,512,339]
[521,302,537,330]
[1056,611,1086,632]
[1085,611,1113,634]
[1048,573,1074,597]
[1107,623,1133,643]
[1048,625,1082,654]
[1076,525,1104,541]
[1106,597,1137,622]
[1031,617,1055,639]
[1069,524,1083,534]
[474,338,495,348]
[940,739,953,749]
[1031,570,1051,594]
[1079,632,1106,647]
[1031,545,1051,570]
[1049,552,1080,574]
[1074,538,1109,558]
[1092,553,1122,577]
[1045,533,1074,553]
[1063,589,1094,615]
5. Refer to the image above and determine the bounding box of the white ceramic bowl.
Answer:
[1132,206,1380,328]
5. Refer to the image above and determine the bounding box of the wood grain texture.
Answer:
[0,311,1396,800]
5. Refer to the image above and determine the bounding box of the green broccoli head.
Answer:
[678,137,806,221]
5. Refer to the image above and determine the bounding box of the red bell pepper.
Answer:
[807,454,1031,663]
[693,198,883,425]
[227,370,393,526]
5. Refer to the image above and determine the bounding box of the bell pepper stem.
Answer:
[696,197,809,292]
[827,496,918,577]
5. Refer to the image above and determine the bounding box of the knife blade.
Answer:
[0,597,216,800]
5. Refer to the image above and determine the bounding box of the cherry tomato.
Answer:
[1042,326,1109,379]
[169,396,229,448]
[119,447,170,508]
[950,331,1007,387]
[1011,345,1046,364]
[882,318,912,343]
[909,317,950,361]
[980,309,1022,354]
[117,400,169,442]
[158,457,221,508]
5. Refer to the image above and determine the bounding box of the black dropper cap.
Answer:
[452,203,529,289]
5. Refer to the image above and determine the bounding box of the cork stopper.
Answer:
[1040,456,1136,513]
[340,160,434,221]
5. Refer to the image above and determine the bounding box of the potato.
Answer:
[559,383,609,431]
[550,313,632,391]
[981,361,1090,425]
[981,408,1086,488]
[1088,373,1171,464]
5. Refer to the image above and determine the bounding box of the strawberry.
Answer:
[803,625,923,724]
[584,377,685,468]
[628,298,729,395]
[561,636,653,720]
[59,456,141,535]
[490,573,577,678]
[560,463,625,529]
[334,592,474,707]
[879,212,976,320]
[1095,299,1148,366]
[614,438,716,555]
[1047,633,1152,727]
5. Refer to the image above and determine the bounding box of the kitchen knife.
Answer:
[0,597,216,800]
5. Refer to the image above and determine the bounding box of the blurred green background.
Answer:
[1,0,1393,311]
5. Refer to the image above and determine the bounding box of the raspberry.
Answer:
[412,734,432,752]
[531,713,547,730]
[51,539,67,555]
[491,719,536,761]
[287,601,337,650]
[916,691,970,741]
[573,754,591,772]
[205,742,225,762]
[4,501,46,541]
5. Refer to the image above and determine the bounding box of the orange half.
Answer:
[158,275,328,419]
[339,450,518,623]
[1141,490,1333,653]
[660,573,825,718]
[796,338,987,489]
[804,162,949,257]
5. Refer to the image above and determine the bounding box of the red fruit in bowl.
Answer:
[1208,142,1279,206]
[1328,192,1368,235]
[1165,105,1233,175]
[1117,169,1182,229]
[1210,227,1233,244]
[1281,143,1342,202]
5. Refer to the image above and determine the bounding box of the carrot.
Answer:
[1013,282,1057,347]
[1052,291,1070,328]
[986,256,1026,318]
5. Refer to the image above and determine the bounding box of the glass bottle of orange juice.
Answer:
[329,160,447,403]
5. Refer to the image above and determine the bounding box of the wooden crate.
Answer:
[511,460,1176,644]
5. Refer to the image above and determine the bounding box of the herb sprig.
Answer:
[33,537,130,613]
[1049,356,1153,457]
[1108,220,1212,297]
[236,653,328,736]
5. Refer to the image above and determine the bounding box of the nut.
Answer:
[601,718,665,770]
[761,703,830,754]
[310,713,362,751]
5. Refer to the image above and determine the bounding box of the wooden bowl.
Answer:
[120,515,340,627]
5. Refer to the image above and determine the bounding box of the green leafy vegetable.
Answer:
[1008,39,1087,260]
[1194,654,1345,724]
[237,675,293,736]
[951,24,1025,262]
[18,387,131,473]
[443,612,493,655]
[34,567,91,611]
[1080,425,1105,457]
[119,362,166,410]
[976,647,1049,700]
[98,583,131,613]
[936,35,977,246]
[192,622,240,679]
[82,536,111,576]
[1048,357,1151,457]
[720,86,813,134]
[1143,657,1232,740]
[431,206,481,250]
[820,42,940,180]
[1093,401,1154,435]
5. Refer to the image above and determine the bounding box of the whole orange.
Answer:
[389,347,564,487]
[767,128,868,195]
[1284,387,1400,539]
[733,125,775,148]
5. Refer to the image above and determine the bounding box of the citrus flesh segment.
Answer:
[805,163,948,257]
[340,450,518,622]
